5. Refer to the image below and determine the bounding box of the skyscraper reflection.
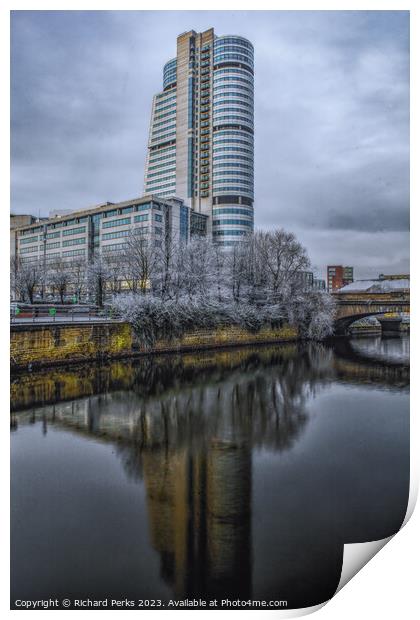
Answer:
[11,339,409,604]
[142,439,251,598]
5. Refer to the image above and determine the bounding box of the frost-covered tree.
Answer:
[213,241,229,302]
[291,289,336,340]
[252,229,311,302]
[69,258,87,302]
[86,256,110,307]
[11,257,44,303]
[178,236,218,301]
[152,235,180,301]
[225,239,251,303]
[104,253,124,295]
[46,258,71,303]
[10,257,19,300]
[120,232,157,294]
[112,228,335,342]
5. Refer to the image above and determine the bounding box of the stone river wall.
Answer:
[10,321,298,371]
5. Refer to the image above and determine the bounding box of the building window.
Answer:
[213,219,253,227]
[62,226,86,236]
[20,246,38,254]
[212,229,248,236]
[134,214,149,223]
[63,249,86,257]
[102,243,128,253]
[102,217,131,229]
[62,238,85,247]
[19,236,38,244]
[134,202,152,212]
[102,230,130,241]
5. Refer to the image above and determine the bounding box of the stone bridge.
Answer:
[333,292,410,335]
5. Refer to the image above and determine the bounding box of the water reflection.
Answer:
[345,335,410,365]
[10,337,409,608]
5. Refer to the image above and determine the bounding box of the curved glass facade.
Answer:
[144,30,255,239]
[163,58,177,90]
[212,37,254,243]
[214,36,254,72]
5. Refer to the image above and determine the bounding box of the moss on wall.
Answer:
[11,322,297,371]
[11,322,133,369]
[145,324,298,352]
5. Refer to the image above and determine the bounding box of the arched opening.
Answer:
[333,311,402,336]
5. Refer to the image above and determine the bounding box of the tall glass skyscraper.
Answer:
[144,28,254,244]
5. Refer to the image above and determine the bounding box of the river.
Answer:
[10,335,409,609]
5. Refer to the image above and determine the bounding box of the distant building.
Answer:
[294,272,326,291]
[378,273,409,281]
[297,271,314,288]
[337,278,409,294]
[327,265,354,291]
[10,214,37,258]
[12,195,208,296]
[313,278,326,291]
[10,214,37,229]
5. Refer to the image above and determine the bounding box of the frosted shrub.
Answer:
[111,229,336,344]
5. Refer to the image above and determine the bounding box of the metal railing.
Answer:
[10,304,119,324]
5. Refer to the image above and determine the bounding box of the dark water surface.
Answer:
[10,336,409,609]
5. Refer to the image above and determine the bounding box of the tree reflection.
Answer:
[10,338,409,602]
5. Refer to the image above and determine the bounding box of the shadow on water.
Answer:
[10,337,409,608]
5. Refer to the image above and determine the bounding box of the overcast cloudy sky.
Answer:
[11,10,409,279]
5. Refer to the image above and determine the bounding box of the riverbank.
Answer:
[10,320,298,372]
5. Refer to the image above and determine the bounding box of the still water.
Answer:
[10,336,409,609]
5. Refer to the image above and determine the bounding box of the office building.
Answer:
[327,265,354,292]
[297,272,327,291]
[144,28,254,245]
[313,278,326,291]
[12,195,207,268]
[297,271,314,289]
[10,214,37,258]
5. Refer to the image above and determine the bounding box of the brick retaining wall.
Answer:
[10,321,298,370]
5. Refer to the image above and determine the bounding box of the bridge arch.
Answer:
[332,282,409,336]
[334,311,400,336]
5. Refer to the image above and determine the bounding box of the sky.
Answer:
[10,10,410,279]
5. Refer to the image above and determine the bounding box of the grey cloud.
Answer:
[11,10,409,278]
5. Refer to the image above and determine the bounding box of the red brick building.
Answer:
[327,265,354,292]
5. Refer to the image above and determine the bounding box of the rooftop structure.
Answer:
[337,278,410,294]
[378,274,410,281]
